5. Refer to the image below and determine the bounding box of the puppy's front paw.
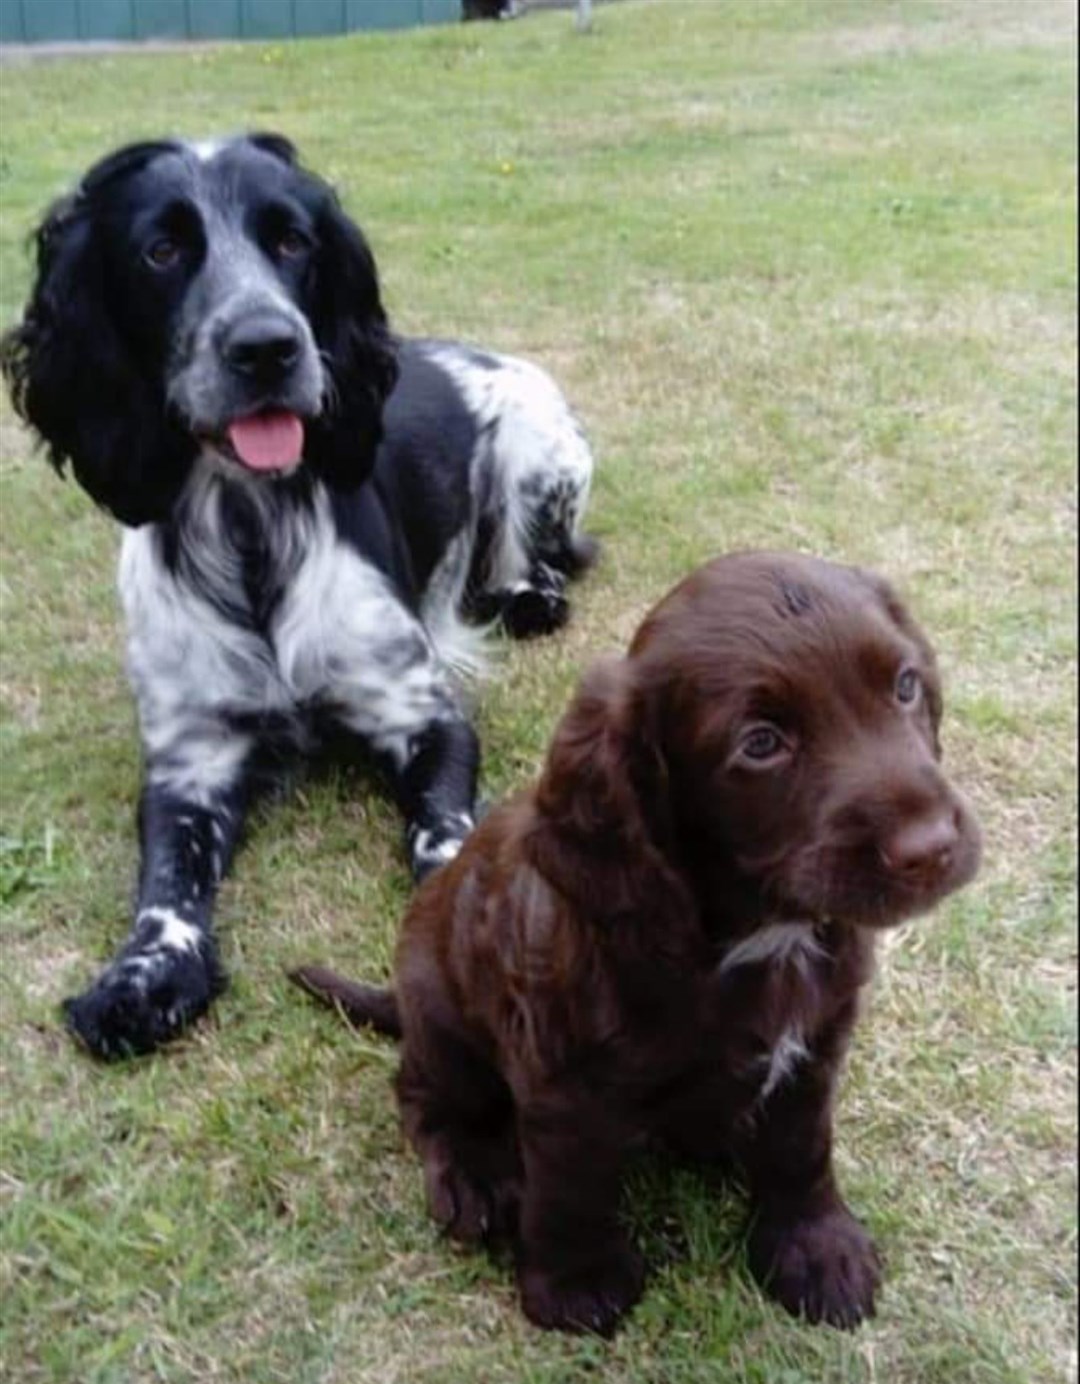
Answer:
[63,919,224,1060]
[518,1243,645,1337]
[748,1205,882,1329]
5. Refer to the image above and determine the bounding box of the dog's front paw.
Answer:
[63,916,224,1060]
[748,1205,882,1329]
[407,813,473,882]
[518,1244,645,1337]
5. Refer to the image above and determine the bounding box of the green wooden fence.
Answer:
[0,0,461,45]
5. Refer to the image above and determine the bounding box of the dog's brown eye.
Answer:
[276,229,308,258]
[145,238,180,269]
[896,667,921,705]
[739,725,787,762]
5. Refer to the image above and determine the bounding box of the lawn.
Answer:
[0,1,1076,1381]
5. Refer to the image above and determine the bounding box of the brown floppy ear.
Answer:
[855,566,944,750]
[526,655,695,940]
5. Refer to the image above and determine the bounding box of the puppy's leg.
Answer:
[514,1096,644,1337]
[63,740,252,1060]
[396,1029,520,1245]
[740,1018,881,1329]
[465,358,597,639]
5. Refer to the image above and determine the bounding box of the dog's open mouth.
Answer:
[219,410,305,472]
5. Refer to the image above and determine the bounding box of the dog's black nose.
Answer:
[222,315,302,383]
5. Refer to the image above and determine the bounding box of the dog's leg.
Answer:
[465,359,597,639]
[307,555,481,881]
[740,1017,882,1329]
[333,709,478,882]
[62,748,252,1060]
[513,1096,644,1336]
[392,717,480,881]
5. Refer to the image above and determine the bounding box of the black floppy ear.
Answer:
[1,153,194,526]
[525,656,695,944]
[246,131,298,165]
[303,190,398,491]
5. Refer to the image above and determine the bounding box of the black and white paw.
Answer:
[500,583,570,639]
[504,562,571,639]
[63,909,225,1060]
[407,813,474,882]
[469,563,571,640]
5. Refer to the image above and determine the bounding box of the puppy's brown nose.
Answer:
[880,810,959,878]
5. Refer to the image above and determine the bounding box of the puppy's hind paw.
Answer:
[518,1245,645,1337]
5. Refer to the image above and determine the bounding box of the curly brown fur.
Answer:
[293,550,981,1335]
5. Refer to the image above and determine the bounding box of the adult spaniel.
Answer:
[294,552,981,1335]
[2,134,595,1060]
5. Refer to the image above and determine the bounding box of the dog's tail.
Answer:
[288,965,402,1039]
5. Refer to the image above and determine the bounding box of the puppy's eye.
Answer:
[145,237,181,269]
[896,666,921,705]
[276,228,308,259]
[737,725,789,764]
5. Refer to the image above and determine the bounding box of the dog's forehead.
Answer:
[192,137,297,183]
[113,139,310,217]
[205,140,314,209]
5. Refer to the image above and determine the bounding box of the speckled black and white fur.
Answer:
[1,134,595,1059]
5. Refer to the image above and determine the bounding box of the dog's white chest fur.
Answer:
[119,470,459,803]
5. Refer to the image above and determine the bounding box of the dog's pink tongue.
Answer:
[227,411,304,471]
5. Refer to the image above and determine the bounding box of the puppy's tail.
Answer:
[288,964,402,1040]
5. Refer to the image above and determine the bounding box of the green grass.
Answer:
[1,1,1076,1380]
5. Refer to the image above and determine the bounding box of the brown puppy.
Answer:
[293,551,981,1336]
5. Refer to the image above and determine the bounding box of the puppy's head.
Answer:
[631,551,981,932]
[1,134,396,525]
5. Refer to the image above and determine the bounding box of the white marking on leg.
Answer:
[135,907,203,954]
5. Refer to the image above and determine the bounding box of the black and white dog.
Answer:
[1,133,595,1060]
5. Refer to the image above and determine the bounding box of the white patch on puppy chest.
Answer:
[759,1027,810,1101]
[718,922,824,976]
